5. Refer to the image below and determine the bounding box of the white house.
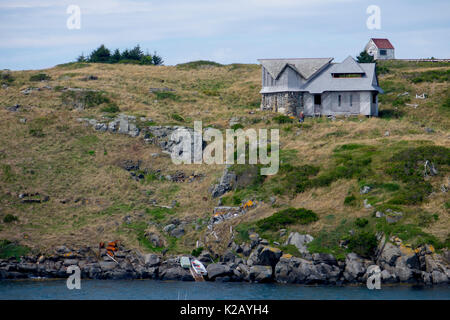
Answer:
[365,38,395,60]
[259,56,383,117]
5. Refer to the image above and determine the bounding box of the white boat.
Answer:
[191,259,207,276]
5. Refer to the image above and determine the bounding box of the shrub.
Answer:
[3,214,18,223]
[154,91,179,101]
[61,90,110,109]
[344,195,357,206]
[231,123,244,130]
[100,103,120,113]
[170,113,184,122]
[256,208,318,231]
[273,115,294,124]
[29,127,45,137]
[1,72,14,84]
[0,240,29,260]
[355,218,369,228]
[29,73,51,81]
[191,247,203,257]
[346,231,377,258]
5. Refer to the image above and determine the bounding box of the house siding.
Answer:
[374,48,395,60]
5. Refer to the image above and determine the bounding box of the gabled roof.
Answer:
[258,58,333,80]
[331,56,365,74]
[301,59,382,94]
[371,38,394,49]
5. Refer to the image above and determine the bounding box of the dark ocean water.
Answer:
[0,279,449,300]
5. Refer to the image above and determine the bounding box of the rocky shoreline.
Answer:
[1,232,449,286]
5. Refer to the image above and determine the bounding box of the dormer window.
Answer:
[332,73,364,78]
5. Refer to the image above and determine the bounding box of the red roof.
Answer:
[371,38,394,49]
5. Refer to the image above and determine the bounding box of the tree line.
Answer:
[77,44,163,65]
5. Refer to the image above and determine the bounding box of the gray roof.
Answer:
[258,58,333,80]
[302,61,382,94]
[330,56,364,74]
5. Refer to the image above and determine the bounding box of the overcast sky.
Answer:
[1,0,449,70]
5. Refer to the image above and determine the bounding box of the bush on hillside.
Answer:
[256,208,318,231]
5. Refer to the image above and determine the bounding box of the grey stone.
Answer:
[170,226,185,238]
[163,224,176,233]
[249,265,272,282]
[285,232,314,254]
[206,264,230,279]
[379,242,402,266]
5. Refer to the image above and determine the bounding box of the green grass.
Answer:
[154,91,180,101]
[176,60,223,70]
[0,240,30,260]
[256,208,319,231]
[407,69,450,83]
[145,207,175,222]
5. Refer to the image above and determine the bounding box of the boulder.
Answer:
[206,263,231,280]
[249,265,272,283]
[378,242,402,266]
[247,246,282,267]
[274,255,322,284]
[211,167,236,198]
[170,226,185,238]
[431,270,448,284]
[163,224,176,233]
[285,232,314,254]
[344,253,368,282]
[312,253,337,266]
[159,266,192,281]
[144,254,160,267]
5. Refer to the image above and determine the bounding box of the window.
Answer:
[314,94,321,105]
[380,49,387,56]
[332,73,363,78]
[372,93,377,104]
[350,94,353,106]
[338,95,341,107]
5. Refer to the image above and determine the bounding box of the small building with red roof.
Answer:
[365,38,395,60]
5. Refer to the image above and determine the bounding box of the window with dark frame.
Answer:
[338,95,341,107]
[350,94,353,106]
[380,49,387,55]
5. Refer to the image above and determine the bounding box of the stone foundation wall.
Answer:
[261,92,303,116]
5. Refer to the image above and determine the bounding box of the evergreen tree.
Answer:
[356,51,375,63]
[110,49,122,63]
[128,44,144,61]
[77,53,87,62]
[152,51,164,65]
[89,44,111,63]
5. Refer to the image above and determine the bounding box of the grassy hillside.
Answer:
[0,59,449,258]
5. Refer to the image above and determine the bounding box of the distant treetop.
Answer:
[77,44,164,65]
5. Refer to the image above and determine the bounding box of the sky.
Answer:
[0,0,449,70]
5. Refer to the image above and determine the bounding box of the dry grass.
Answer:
[0,61,449,254]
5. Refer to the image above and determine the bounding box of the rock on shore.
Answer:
[1,235,448,285]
